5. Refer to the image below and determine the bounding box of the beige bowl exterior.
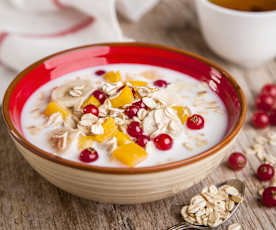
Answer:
[13,136,236,204]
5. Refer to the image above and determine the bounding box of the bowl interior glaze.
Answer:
[2,42,246,174]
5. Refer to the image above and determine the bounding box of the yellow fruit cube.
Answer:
[78,135,94,150]
[44,101,70,119]
[172,106,191,124]
[112,143,148,167]
[104,71,122,83]
[110,86,133,108]
[82,95,101,108]
[93,117,118,143]
[128,80,148,87]
[115,132,131,146]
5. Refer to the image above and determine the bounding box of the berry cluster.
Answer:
[79,76,175,164]
[127,121,173,150]
[124,79,173,151]
[251,84,276,128]
[258,163,276,207]
[227,152,276,207]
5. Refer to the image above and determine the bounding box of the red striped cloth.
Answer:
[53,0,66,8]
[0,0,159,71]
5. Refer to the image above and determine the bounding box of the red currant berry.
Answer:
[262,187,276,207]
[153,79,168,88]
[133,100,147,109]
[136,135,150,147]
[153,133,173,151]
[187,114,204,130]
[127,121,143,137]
[92,90,106,104]
[117,85,125,92]
[95,70,106,76]
[256,94,275,111]
[261,84,276,98]
[228,152,247,170]
[79,148,99,163]
[83,104,99,116]
[125,105,139,119]
[257,164,275,181]
[131,87,136,97]
[269,109,276,126]
[251,111,269,129]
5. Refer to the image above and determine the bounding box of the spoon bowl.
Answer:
[168,179,245,230]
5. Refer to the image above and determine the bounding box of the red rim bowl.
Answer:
[2,42,247,174]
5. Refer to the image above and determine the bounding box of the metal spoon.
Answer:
[168,179,245,230]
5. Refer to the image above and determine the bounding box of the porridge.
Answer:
[21,64,227,167]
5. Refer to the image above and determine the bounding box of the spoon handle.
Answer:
[167,222,203,230]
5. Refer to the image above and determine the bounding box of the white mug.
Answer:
[195,0,276,68]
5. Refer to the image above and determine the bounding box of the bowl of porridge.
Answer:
[2,42,246,204]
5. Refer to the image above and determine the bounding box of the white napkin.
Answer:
[0,0,159,100]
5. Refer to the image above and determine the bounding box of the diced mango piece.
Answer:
[93,117,118,143]
[112,143,148,167]
[78,118,118,145]
[110,86,133,108]
[82,95,101,108]
[78,135,94,150]
[115,132,131,146]
[104,71,122,83]
[128,80,148,87]
[172,106,191,124]
[44,101,70,119]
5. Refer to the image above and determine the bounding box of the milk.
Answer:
[21,64,228,167]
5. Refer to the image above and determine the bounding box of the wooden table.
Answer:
[1,0,276,229]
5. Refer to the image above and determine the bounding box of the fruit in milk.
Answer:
[22,64,227,167]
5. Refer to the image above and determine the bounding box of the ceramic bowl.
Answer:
[2,42,246,204]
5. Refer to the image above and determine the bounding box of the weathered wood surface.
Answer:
[1,0,276,229]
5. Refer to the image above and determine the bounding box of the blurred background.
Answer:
[0,0,202,101]
[1,0,276,102]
